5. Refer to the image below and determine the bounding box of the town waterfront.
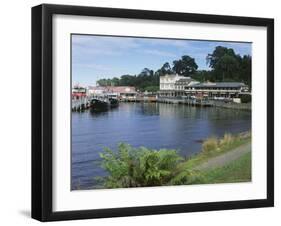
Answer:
[71,102,251,190]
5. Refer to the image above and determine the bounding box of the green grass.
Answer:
[195,152,252,184]
[178,133,251,171]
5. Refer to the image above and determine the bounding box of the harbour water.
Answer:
[71,102,251,190]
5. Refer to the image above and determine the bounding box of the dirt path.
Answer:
[195,142,251,171]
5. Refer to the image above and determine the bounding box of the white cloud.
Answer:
[73,62,112,72]
[72,35,141,57]
[138,49,177,58]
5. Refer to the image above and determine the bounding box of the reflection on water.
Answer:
[72,102,251,189]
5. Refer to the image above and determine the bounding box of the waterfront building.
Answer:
[159,74,199,97]
[159,74,186,90]
[88,86,106,96]
[174,77,200,96]
[88,86,137,100]
[72,86,89,111]
[72,86,87,99]
[185,82,249,99]
[158,74,250,101]
[106,86,137,100]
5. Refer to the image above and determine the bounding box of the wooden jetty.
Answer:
[72,95,250,112]
[72,96,120,112]
[72,97,90,112]
[157,97,212,107]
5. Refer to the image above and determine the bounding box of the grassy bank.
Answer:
[169,132,251,185]
[94,131,251,189]
[196,152,251,184]
[179,132,251,171]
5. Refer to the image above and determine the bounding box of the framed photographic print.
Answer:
[31,4,274,221]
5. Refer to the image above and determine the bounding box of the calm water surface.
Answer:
[72,103,251,189]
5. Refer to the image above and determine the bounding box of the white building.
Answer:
[185,82,250,99]
[88,86,137,100]
[159,74,200,97]
[159,74,186,90]
[174,77,200,90]
[88,86,106,96]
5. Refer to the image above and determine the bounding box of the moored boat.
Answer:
[109,98,119,108]
[90,97,119,112]
[90,98,109,112]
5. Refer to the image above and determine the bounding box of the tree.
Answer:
[139,68,154,77]
[216,54,239,81]
[192,70,214,82]
[206,46,236,68]
[206,46,251,85]
[97,78,111,86]
[119,74,136,86]
[111,77,120,86]
[135,68,156,91]
[158,62,173,76]
[172,55,198,77]
[239,55,252,87]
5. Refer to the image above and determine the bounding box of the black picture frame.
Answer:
[32,3,274,222]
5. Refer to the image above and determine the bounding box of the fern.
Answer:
[99,143,183,188]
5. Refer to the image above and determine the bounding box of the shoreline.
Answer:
[73,131,251,190]
[72,99,252,112]
[176,132,251,185]
[195,141,251,171]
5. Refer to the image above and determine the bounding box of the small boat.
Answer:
[90,98,109,112]
[90,97,119,112]
[109,98,119,108]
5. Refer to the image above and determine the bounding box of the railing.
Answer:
[185,88,241,93]
[157,97,212,106]
[72,96,90,111]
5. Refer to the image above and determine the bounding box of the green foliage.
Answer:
[239,55,252,87]
[169,169,204,185]
[207,46,237,69]
[206,46,252,87]
[197,152,251,184]
[96,78,113,86]
[143,86,159,92]
[158,62,173,76]
[172,55,198,77]
[191,70,214,82]
[99,143,183,188]
[240,94,251,103]
[96,131,251,189]
[97,69,159,92]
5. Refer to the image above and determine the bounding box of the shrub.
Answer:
[240,94,251,103]
[99,143,183,188]
[219,133,234,147]
[202,137,218,153]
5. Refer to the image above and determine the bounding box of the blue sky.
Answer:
[72,35,252,86]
